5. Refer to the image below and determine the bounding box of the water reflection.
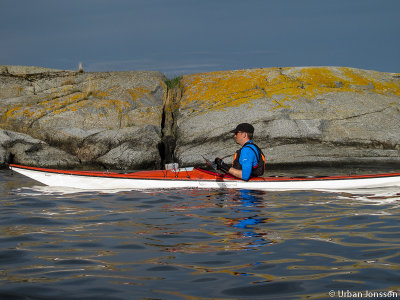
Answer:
[162,189,273,253]
[222,190,270,248]
[1,174,400,299]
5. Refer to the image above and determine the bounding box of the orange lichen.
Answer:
[3,86,133,124]
[2,67,399,130]
[180,67,400,113]
[128,87,152,101]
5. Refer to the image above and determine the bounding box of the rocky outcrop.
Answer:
[0,129,80,168]
[175,67,400,167]
[1,65,399,170]
[0,66,166,169]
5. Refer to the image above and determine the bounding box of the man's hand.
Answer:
[214,157,230,173]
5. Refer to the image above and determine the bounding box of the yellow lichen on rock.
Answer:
[124,106,161,127]
[181,69,268,111]
[3,84,134,124]
[180,67,400,113]
[128,86,152,101]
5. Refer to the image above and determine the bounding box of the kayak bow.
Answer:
[9,164,400,191]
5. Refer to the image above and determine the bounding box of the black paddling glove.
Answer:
[214,157,230,173]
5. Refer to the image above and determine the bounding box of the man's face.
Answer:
[234,131,247,145]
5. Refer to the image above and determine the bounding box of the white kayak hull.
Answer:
[9,164,400,191]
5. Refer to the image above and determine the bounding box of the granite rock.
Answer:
[0,129,79,168]
[175,67,400,168]
[0,66,167,169]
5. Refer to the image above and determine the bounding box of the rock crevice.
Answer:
[159,82,181,166]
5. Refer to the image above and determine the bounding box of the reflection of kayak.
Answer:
[9,164,400,191]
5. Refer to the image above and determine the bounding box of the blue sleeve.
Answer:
[239,147,257,181]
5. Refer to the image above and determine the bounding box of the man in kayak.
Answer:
[214,123,265,180]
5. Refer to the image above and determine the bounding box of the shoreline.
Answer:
[1,65,399,170]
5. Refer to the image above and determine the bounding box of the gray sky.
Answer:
[2,0,399,77]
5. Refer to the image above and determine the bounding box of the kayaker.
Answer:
[214,123,265,180]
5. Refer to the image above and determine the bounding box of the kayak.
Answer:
[9,164,400,191]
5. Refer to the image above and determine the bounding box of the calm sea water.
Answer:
[1,168,400,299]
